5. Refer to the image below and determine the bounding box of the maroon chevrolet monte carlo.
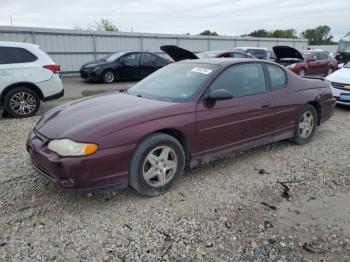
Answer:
[27,58,335,196]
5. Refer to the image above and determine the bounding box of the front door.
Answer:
[140,53,158,77]
[195,63,274,156]
[118,53,141,79]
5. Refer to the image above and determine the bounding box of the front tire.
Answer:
[129,133,185,196]
[4,87,40,118]
[101,70,116,83]
[291,105,317,145]
[298,68,306,77]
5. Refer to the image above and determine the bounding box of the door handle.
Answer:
[261,102,271,108]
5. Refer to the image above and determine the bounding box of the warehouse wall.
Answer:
[0,26,309,74]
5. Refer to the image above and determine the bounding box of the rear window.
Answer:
[267,64,287,90]
[247,49,267,59]
[0,47,37,64]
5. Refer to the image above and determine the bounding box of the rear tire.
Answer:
[129,133,185,196]
[4,87,40,118]
[101,70,116,83]
[291,105,317,145]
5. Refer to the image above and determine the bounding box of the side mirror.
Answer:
[206,89,233,101]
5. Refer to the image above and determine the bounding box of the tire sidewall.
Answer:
[293,105,318,145]
[4,87,40,118]
[102,70,115,83]
[129,133,185,196]
[299,68,306,77]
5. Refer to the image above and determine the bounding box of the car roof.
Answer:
[179,58,264,65]
[0,41,39,48]
[235,47,268,50]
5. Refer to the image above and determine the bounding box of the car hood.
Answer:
[160,45,198,62]
[81,60,109,69]
[326,67,350,83]
[272,46,304,61]
[35,92,183,141]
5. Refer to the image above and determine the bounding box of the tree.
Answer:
[95,19,119,32]
[199,30,219,36]
[248,29,269,37]
[248,29,298,39]
[302,25,336,45]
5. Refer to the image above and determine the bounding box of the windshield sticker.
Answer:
[191,67,212,75]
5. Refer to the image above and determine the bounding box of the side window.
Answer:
[318,52,329,60]
[231,53,246,58]
[209,63,267,97]
[3,47,37,63]
[220,53,231,58]
[267,64,287,90]
[140,53,157,65]
[0,47,9,64]
[119,53,140,66]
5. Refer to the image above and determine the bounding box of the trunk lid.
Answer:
[160,45,198,62]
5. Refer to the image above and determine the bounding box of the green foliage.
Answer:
[199,30,219,36]
[302,25,336,45]
[248,28,298,39]
[96,19,119,32]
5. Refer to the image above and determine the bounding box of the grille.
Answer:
[331,82,350,91]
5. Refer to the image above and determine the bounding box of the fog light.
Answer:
[60,178,75,187]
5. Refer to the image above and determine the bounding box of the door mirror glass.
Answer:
[207,89,233,101]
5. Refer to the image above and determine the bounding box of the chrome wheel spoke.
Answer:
[142,145,178,188]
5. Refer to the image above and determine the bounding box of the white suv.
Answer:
[0,41,64,118]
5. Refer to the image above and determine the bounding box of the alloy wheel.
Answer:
[142,146,178,187]
[299,111,314,138]
[9,92,37,116]
[299,69,306,77]
[104,71,115,83]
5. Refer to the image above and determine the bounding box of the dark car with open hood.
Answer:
[27,58,335,196]
[80,51,170,83]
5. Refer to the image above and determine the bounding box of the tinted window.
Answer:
[141,53,157,65]
[103,52,126,62]
[129,63,218,102]
[1,47,37,63]
[209,63,267,97]
[267,64,287,90]
[119,53,140,66]
[317,52,329,60]
[0,47,8,64]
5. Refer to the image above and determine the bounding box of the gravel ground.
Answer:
[0,102,349,261]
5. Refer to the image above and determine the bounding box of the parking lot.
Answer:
[0,79,349,261]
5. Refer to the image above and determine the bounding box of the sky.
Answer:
[0,0,349,40]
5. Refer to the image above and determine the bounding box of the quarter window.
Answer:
[1,47,37,63]
[267,64,287,90]
[209,63,267,97]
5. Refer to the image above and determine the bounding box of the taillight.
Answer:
[43,64,60,74]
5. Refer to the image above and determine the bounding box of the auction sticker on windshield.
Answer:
[191,67,213,75]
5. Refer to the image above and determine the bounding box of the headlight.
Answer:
[287,63,297,69]
[48,139,98,157]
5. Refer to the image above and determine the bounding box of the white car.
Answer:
[326,62,350,105]
[0,41,63,117]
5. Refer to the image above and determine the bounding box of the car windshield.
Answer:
[197,52,219,58]
[128,63,218,102]
[344,62,350,68]
[102,52,126,62]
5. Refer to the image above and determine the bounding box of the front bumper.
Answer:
[332,85,350,105]
[80,69,100,81]
[26,130,133,191]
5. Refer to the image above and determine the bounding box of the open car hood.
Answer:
[272,46,304,61]
[160,45,198,62]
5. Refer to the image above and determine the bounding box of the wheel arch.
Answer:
[139,128,191,168]
[307,101,321,125]
[0,82,44,106]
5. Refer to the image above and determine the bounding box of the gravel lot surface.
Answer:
[0,96,349,261]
